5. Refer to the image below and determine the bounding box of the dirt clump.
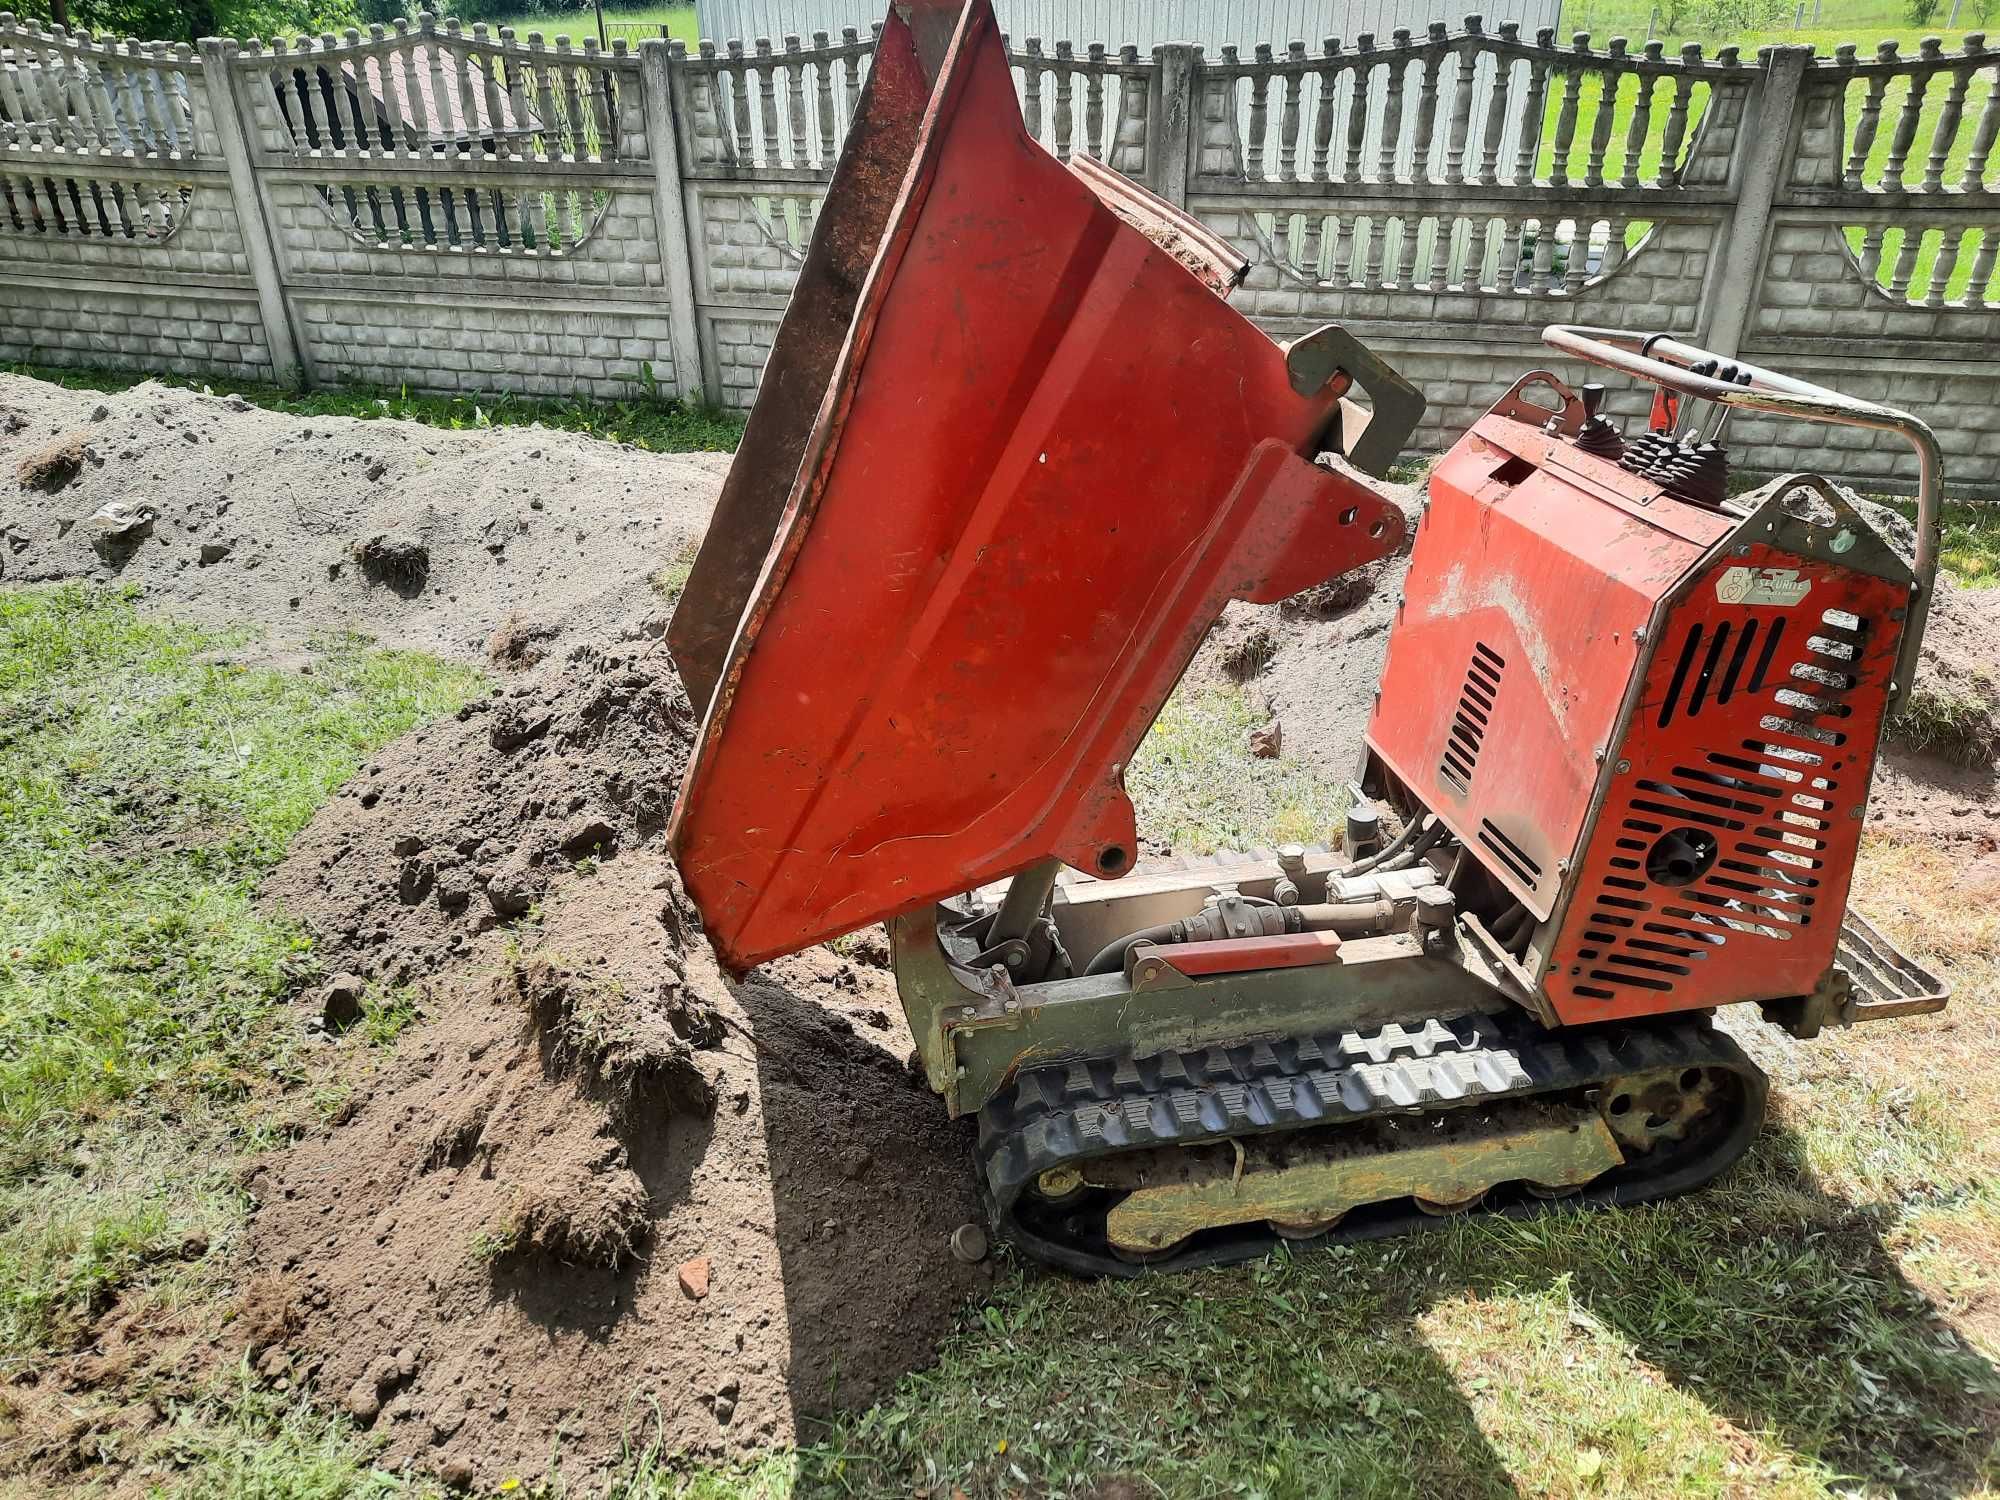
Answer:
[14,430,89,492]
[249,637,991,1485]
[351,531,431,596]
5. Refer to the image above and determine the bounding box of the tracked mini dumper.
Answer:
[665,0,1950,1275]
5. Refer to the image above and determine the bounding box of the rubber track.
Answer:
[977,1010,1767,1276]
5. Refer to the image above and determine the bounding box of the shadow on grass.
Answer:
[801,1117,2000,1498]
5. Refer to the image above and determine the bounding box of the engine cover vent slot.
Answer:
[1658,619,1785,727]
[1477,817,1542,890]
[1440,643,1505,795]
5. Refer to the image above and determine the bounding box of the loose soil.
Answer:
[5,371,1997,1490]
[0,374,729,667]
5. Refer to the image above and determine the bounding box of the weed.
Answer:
[650,537,704,607]
[360,985,425,1046]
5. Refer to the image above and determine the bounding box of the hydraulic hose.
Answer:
[1083,922,1181,977]
[1376,816,1450,873]
[1339,812,1426,878]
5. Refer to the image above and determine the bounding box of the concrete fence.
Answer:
[3,12,1997,494]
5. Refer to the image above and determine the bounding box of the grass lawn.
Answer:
[5,362,743,456]
[472,2,698,44]
[0,586,484,1470]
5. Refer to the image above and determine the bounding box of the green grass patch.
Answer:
[4,361,743,456]
[1127,686,1352,854]
[0,584,482,1363]
[1883,495,2000,589]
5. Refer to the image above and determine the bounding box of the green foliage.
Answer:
[1904,0,1944,21]
[11,0,358,44]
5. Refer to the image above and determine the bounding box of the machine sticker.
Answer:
[1716,565,1812,607]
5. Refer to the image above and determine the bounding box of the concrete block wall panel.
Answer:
[2,20,1995,491]
[0,280,273,378]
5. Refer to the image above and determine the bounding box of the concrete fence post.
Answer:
[1698,44,1813,362]
[639,39,710,404]
[196,38,306,390]
[1151,41,1199,207]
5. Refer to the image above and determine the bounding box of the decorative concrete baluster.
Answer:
[447,23,479,157]
[1345,39,1374,182]
[1623,45,1659,187]
[1298,204,1324,273]
[1247,45,1272,179]
[528,35,559,159]
[1444,20,1479,185]
[1462,215,1487,289]
[344,30,377,157]
[1269,207,1289,273]
[559,38,590,160]
[1958,43,1997,188]
[1551,36,1589,183]
[1586,40,1622,187]
[1363,211,1387,283]
[1389,210,1417,283]
[9,32,52,147]
[1660,46,1699,182]
[0,42,31,146]
[1279,42,1304,180]
[476,29,508,160]
[1563,220,1588,292]
[725,42,752,160]
[148,43,183,153]
[1425,216,1450,287]
[1886,226,1920,295]
[1113,46,1147,173]
[839,28,862,125]
[1329,211,1353,283]
[1844,45,1895,187]
[1513,32,1554,183]
[1857,225,1883,277]
[1495,217,1524,289]
[1311,41,1339,181]
[422,20,454,153]
[1924,57,1972,190]
[586,39,617,159]
[1085,43,1106,158]
[66,42,106,152]
[1600,219,1626,276]
[754,39,779,164]
[784,35,808,168]
[501,33,532,161]
[1412,26,1445,183]
[1377,32,1410,180]
[1882,42,1932,191]
[1053,41,1075,161]
[813,33,836,163]
[1530,220,1555,289]
[1476,25,1516,184]
[38,33,85,153]
[1928,225,1966,304]
[1964,227,1998,300]
[122,45,157,152]
[1022,39,1043,142]
[391,23,424,155]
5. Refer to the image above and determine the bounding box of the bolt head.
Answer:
[949,1222,990,1264]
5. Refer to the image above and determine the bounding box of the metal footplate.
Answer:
[978,1012,1766,1276]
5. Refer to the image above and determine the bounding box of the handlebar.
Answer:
[1540,324,1943,699]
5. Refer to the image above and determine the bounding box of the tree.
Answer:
[9,0,356,43]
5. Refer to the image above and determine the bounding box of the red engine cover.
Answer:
[1370,404,1911,1025]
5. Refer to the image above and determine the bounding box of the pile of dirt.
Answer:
[1188,477,2000,847]
[0,374,728,666]
[248,635,992,1485]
